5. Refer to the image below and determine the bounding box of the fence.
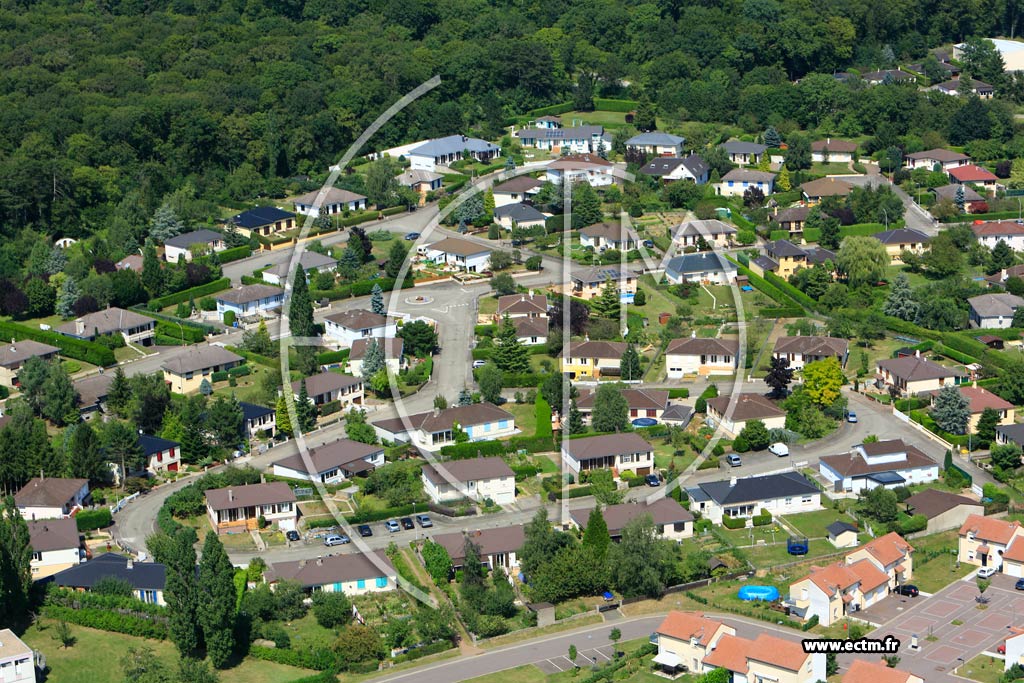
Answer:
[892,407,956,451]
[110,492,140,514]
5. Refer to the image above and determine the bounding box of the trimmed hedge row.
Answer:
[438,435,558,459]
[155,320,206,343]
[76,508,112,531]
[317,349,350,365]
[249,645,338,671]
[722,514,746,529]
[46,587,167,617]
[310,276,413,302]
[594,98,639,112]
[347,503,417,524]
[217,245,252,263]
[763,271,817,310]
[527,101,575,117]
[43,605,168,640]
[134,308,218,334]
[940,210,1021,223]
[726,257,805,312]
[0,321,115,367]
[392,640,454,664]
[226,345,277,368]
[761,306,804,317]
[667,388,690,399]
[150,278,231,309]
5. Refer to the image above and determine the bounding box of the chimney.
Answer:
[126,557,134,570]
[299,559,306,568]
[691,330,696,339]
[915,349,920,358]
[75,318,86,336]
[730,476,737,487]
[228,489,233,502]
[433,407,440,418]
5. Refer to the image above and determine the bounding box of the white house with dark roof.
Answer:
[578,222,639,251]
[56,307,156,347]
[408,135,500,172]
[819,439,939,493]
[496,293,547,320]
[28,517,81,579]
[491,176,542,207]
[266,550,396,596]
[705,394,786,437]
[215,284,284,318]
[719,140,768,166]
[421,456,515,505]
[685,472,822,525]
[512,317,548,345]
[205,481,297,534]
[873,228,931,263]
[432,526,525,571]
[671,219,737,248]
[272,438,384,483]
[545,153,614,187]
[288,187,367,215]
[716,168,775,197]
[291,372,364,408]
[875,352,966,396]
[997,423,1024,448]
[638,154,709,184]
[626,132,685,157]
[576,387,669,422]
[514,125,608,155]
[262,251,337,285]
[240,401,275,438]
[323,308,396,347]
[228,206,295,238]
[665,337,739,377]
[664,253,736,286]
[493,202,547,230]
[969,293,1024,328]
[163,229,226,262]
[348,337,405,377]
[137,433,181,474]
[371,402,515,450]
[772,336,849,370]
[14,477,90,521]
[904,148,970,170]
[569,499,694,540]
[561,433,655,478]
[0,340,60,387]
[51,552,168,605]
[423,237,493,272]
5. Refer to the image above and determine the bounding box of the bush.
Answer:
[667,388,689,398]
[154,320,207,343]
[76,508,112,531]
[211,370,229,382]
[731,434,750,452]
[150,277,231,309]
[752,512,772,527]
[218,245,252,263]
[0,321,115,367]
[43,605,168,640]
[900,514,928,534]
[227,364,251,377]
[802,614,819,631]
[223,310,236,326]
[249,645,338,671]
[722,515,746,529]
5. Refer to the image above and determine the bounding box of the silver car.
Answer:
[385,520,401,533]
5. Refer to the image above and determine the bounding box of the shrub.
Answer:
[319,400,342,416]
[731,435,750,452]
[217,245,251,262]
[76,508,112,531]
[802,614,819,631]
[900,514,928,534]
[150,278,231,309]
[223,310,236,326]
[752,512,772,527]
[211,370,229,382]
[722,514,746,529]
[227,365,251,377]
[43,605,168,640]
[667,388,689,399]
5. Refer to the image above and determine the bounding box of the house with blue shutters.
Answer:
[371,402,516,451]
[49,552,170,605]
[266,550,397,596]
[716,169,776,197]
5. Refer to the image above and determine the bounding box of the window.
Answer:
[376,577,388,588]
[801,496,813,504]
[621,453,634,463]
[357,579,366,589]
[499,419,509,430]
[784,498,792,505]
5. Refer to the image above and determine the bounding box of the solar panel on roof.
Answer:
[865,471,906,484]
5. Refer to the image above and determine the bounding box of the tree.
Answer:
[620,345,641,381]
[826,653,839,677]
[385,240,408,279]
[399,320,438,357]
[107,367,131,417]
[591,278,621,318]
[976,407,1001,446]
[488,250,513,271]
[633,98,656,132]
[483,188,495,221]
[65,422,107,484]
[819,215,841,251]
[776,165,791,192]
[932,385,970,435]
[165,528,200,657]
[763,126,782,148]
[40,360,79,426]
[207,395,244,446]
[582,506,610,561]
[198,533,236,668]
[490,272,516,296]
[609,627,621,653]
[0,498,32,626]
[610,515,675,599]
[421,540,452,585]
[295,381,317,432]
[241,319,274,357]
[365,157,399,208]
[129,373,171,434]
[568,644,578,670]
[150,204,185,242]
[121,646,172,683]
[179,658,219,683]
[312,590,352,629]
[591,383,628,433]
[568,399,585,434]
[570,182,603,229]
[477,363,503,404]
[178,395,209,463]
[836,236,888,287]
[24,277,55,317]
[56,276,80,319]
[457,388,473,406]
[785,133,811,171]
[883,273,918,321]
[1014,308,1024,329]
[17,356,49,414]
[199,378,212,396]
[493,314,530,373]
[275,394,293,438]
[923,231,964,278]
[520,508,571,577]
[344,408,378,444]
[141,241,163,296]
[802,357,845,408]
[361,338,385,378]
[860,486,898,523]
[370,283,385,315]
[589,469,623,506]
[992,444,1023,471]
[739,420,770,451]
[991,240,1015,273]
[764,356,794,399]
[290,264,317,375]
[53,620,75,649]
[102,420,144,485]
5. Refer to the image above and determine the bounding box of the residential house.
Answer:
[652,611,734,676]
[395,169,444,203]
[545,153,615,187]
[323,308,396,347]
[701,632,824,683]
[826,521,859,548]
[773,206,811,239]
[432,526,526,572]
[686,471,821,525]
[772,336,849,370]
[50,552,168,605]
[671,219,737,248]
[985,263,1024,286]
[569,266,637,302]
[266,551,396,596]
[949,164,1001,189]
[262,251,337,285]
[491,176,542,207]
[421,456,515,506]
[904,489,984,535]
[558,340,628,380]
[14,478,89,521]
[576,387,670,421]
[787,559,890,626]
[205,481,297,534]
[240,401,276,438]
[933,183,986,210]
[74,373,112,419]
[954,38,1024,70]
[0,629,36,683]
[515,125,608,155]
[0,340,60,387]
[661,404,694,427]
[846,531,915,590]
[161,345,243,394]
[532,115,562,128]
[873,228,932,263]
[875,352,966,396]
[291,372,364,408]
[958,514,1024,574]
[625,132,685,157]
[860,69,916,84]
[665,337,739,377]
[163,229,226,262]
[56,307,156,347]
[905,148,971,170]
[215,284,285,318]
[138,433,182,474]
[1004,628,1024,672]
[288,187,367,216]
[423,237,493,272]
[843,660,922,683]
[272,439,384,483]
[997,423,1024,448]
[716,169,775,197]
[407,135,500,172]
[811,139,857,163]
[819,439,939,494]
[569,499,694,540]
[638,155,709,184]
[496,293,547,320]
[348,337,405,377]
[371,402,516,450]
[766,239,811,278]
[664,253,737,286]
[933,77,994,98]
[927,384,1015,431]
[493,202,547,230]
[704,394,786,438]
[28,517,80,579]
[972,221,1024,251]
[719,141,768,166]
[578,222,639,251]
[969,293,1024,328]
[561,433,655,478]
[800,177,853,205]
[228,206,295,238]
[512,318,548,345]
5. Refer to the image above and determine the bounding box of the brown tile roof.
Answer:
[214,284,283,305]
[28,518,80,553]
[876,356,965,382]
[421,456,514,485]
[272,439,383,475]
[1004,537,1024,563]
[268,550,394,588]
[14,478,88,508]
[492,176,543,193]
[74,373,113,407]
[571,499,693,535]
[906,148,970,163]
[579,222,639,242]
[288,187,367,206]
[746,633,809,671]
[576,388,668,412]
[843,659,918,683]
[432,526,525,565]
[426,237,492,257]
[0,339,60,369]
[973,221,1024,237]
[655,611,727,645]
[848,557,891,591]
[547,153,612,169]
[702,634,751,673]
[800,177,854,198]
[812,139,858,153]
[372,402,514,435]
[323,308,389,331]
[497,294,548,317]
[665,337,739,356]
[558,340,628,360]
[721,169,776,183]
[350,337,403,361]
[290,372,363,397]
[927,385,1014,414]
[161,345,243,376]
[56,307,154,337]
[819,441,937,478]
[774,206,811,223]
[513,318,548,339]
[705,394,785,422]
[904,489,980,519]
[959,514,1022,545]
[773,336,848,358]
[562,433,653,463]
[204,481,296,511]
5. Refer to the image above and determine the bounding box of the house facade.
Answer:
[875,353,966,396]
[927,384,1015,432]
[161,345,244,394]
[205,482,297,534]
[291,372,364,408]
[50,552,168,606]
[685,472,822,525]
[905,148,971,170]
[575,388,669,422]
[348,337,405,377]
[407,135,500,172]
[716,169,775,197]
[323,309,397,347]
[266,551,397,596]
[421,456,516,506]
[371,402,516,451]
[241,401,276,438]
[569,499,694,540]
[704,394,786,438]
[56,307,156,347]
[570,266,637,302]
[432,526,525,572]
[969,293,1024,328]
[228,206,296,238]
[0,340,60,388]
[215,284,285,318]
[787,559,890,626]
[904,489,984,535]
[423,237,493,272]
[515,125,607,154]
[958,514,1024,575]
[0,629,36,683]
[873,228,931,263]
[545,153,614,187]
[138,434,182,474]
[28,518,80,579]
[665,337,739,377]
[671,220,737,248]
[772,336,849,370]
[262,251,337,285]
[289,187,367,215]
[665,253,737,286]
[720,141,768,166]
[625,132,685,157]
[491,176,542,207]
[819,439,939,494]
[558,340,627,380]
[638,155,709,184]
[811,139,857,163]
[578,222,639,251]
[561,433,655,478]
[272,439,384,484]
[653,611,735,675]
[972,221,1024,251]
[14,478,90,521]
[163,229,227,262]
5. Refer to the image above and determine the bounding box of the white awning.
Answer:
[653,651,683,668]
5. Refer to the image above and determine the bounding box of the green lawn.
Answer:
[744,538,839,569]
[963,654,1003,683]
[479,295,499,316]
[780,509,859,540]
[809,162,855,176]
[909,529,973,593]
[504,402,539,437]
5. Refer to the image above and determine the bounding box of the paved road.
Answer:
[841,172,939,236]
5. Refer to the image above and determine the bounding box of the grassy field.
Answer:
[744,538,841,569]
[963,654,1003,683]
[809,162,855,176]
[780,509,859,540]
[909,529,973,593]
[504,401,540,437]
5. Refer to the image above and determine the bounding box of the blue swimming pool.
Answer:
[738,585,780,602]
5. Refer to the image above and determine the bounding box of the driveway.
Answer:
[839,174,939,236]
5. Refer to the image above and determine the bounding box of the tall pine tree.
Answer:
[361,338,385,377]
[107,367,132,418]
[882,273,918,322]
[275,394,293,437]
[591,278,621,318]
[198,533,237,668]
[370,283,385,315]
[493,314,530,373]
[65,422,107,484]
[289,264,319,376]
[582,506,610,560]
[295,381,317,432]
[620,345,641,381]
[0,499,32,626]
[165,529,200,658]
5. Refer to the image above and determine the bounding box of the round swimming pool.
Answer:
[738,585,780,602]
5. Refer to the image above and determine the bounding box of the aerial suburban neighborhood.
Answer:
[7,11,1024,683]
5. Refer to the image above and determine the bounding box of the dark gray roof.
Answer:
[639,154,708,178]
[56,307,155,338]
[673,220,737,237]
[410,135,499,157]
[751,256,779,271]
[240,401,274,421]
[826,521,859,536]
[230,206,294,229]
[28,518,80,553]
[562,434,653,463]
[164,229,224,249]
[324,308,389,331]
[997,424,1024,446]
[933,184,983,202]
[492,176,542,193]
[666,253,736,276]
[273,439,383,476]
[74,373,113,408]
[0,339,60,369]
[904,489,980,519]
[215,284,284,305]
[774,206,810,223]
[493,203,546,222]
[373,402,514,435]
[205,481,296,511]
[661,404,693,425]
[161,345,243,375]
[876,356,965,382]
[268,550,395,587]
[14,478,87,508]
[873,228,931,245]
[721,141,767,155]
[433,527,526,565]
[571,499,693,535]
[138,434,179,457]
[290,372,363,397]
[695,472,820,505]
[421,456,514,485]
[263,252,338,279]
[50,552,166,591]
[665,337,739,356]
[768,240,807,258]
[626,132,685,146]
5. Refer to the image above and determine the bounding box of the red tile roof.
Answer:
[948,165,998,182]
[959,513,1022,545]
[656,611,727,645]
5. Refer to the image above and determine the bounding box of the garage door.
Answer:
[1005,560,1023,578]
[636,467,651,476]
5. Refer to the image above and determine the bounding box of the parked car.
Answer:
[978,567,997,578]
[999,643,1007,655]
[1015,578,1024,591]
[416,514,433,528]
[324,534,348,547]
[847,411,858,423]
[400,517,415,530]
[645,474,660,487]
[285,530,300,542]
[642,239,654,248]
[895,584,919,597]
[472,360,486,368]
[358,524,373,537]
[768,442,790,457]
[404,232,420,241]
[385,519,401,533]
[726,453,742,467]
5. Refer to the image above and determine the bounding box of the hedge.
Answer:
[940,210,1022,223]
[761,306,804,317]
[227,345,277,368]
[511,464,540,480]
[392,640,455,664]
[135,308,218,334]
[317,349,350,365]
[752,512,772,527]
[217,245,252,263]
[439,440,508,459]
[46,587,167,616]
[155,320,206,343]
[227,365,251,377]
[43,605,168,640]
[801,615,819,631]
[311,276,412,302]
[722,515,746,529]
[527,101,575,117]
[769,230,790,241]
[535,396,553,438]
[566,485,594,498]
[319,400,342,416]
[725,257,805,312]
[211,370,229,382]
[763,271,817,310]
[150,278,231,309]
[240,274,264,286]
[249,645,338,671]
[667,388,690,399]
[347,503,417,524]
[0,321,115,367]
[76,508,112,531]
[475,324,496,336]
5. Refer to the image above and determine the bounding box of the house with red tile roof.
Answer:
[948,164,1001,189]
[653,611,735,674]
[787,558,890,625]
[958,513,1024,576]
[927,384,1015,432]
[842,659,923,683]
[846,531,915,590]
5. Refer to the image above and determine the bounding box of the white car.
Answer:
[768,442,790,457]
[472,360,487,368]
[978,567,997,578]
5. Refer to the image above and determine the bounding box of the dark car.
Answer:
[357,524,373,537]
[1015,578,1024,591]
[645,474,661,487]
[404,232,420,241]
[895,584,920,597]
[642,239,655,248]
[400,516,415,530]
[285,530,300,542]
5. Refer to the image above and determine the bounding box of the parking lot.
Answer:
[534,645,617,674]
